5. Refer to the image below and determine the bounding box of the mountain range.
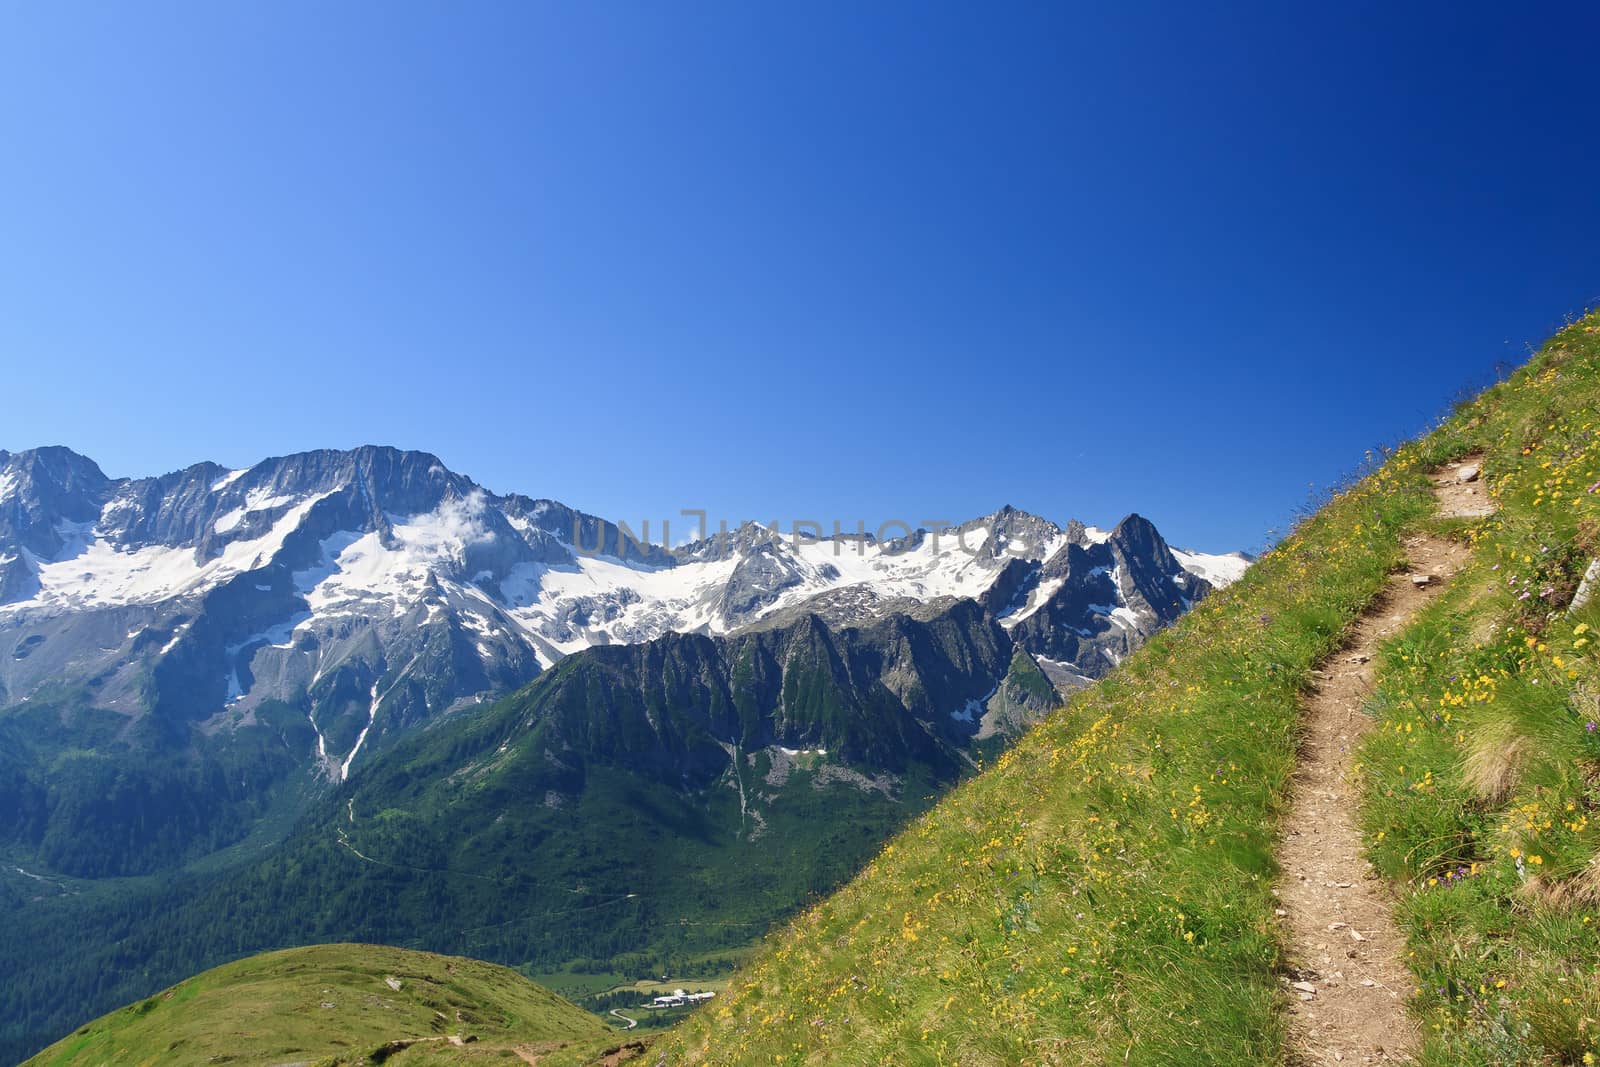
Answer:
[0,443,1246,1061]
[0,444,1245,868]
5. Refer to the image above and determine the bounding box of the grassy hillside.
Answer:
[22,943,614,1066]
[652,310,1600,1065]
[1355,324,1600,1065]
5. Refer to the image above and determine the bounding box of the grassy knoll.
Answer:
[652,310,1600,1065]
[23,943,613,1066]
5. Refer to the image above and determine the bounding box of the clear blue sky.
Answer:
[3,2,1598,553]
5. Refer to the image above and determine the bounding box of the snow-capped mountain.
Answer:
[0,446,1248,780]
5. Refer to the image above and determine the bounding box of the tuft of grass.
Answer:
[1461,718,1529,804]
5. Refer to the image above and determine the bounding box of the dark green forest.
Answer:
[0,713,943,1065]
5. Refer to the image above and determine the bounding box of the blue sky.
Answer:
[3,2,1598,553]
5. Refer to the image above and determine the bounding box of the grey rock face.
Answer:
[1003,513,1212,676]
[714,540,839,625]
[1571,558,1600,615]
[0,448,113,601]
[972,504,1064,560]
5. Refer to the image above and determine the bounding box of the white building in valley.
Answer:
[649,989,717,1008]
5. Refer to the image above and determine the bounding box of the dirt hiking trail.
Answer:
[1276,458,1484,1064]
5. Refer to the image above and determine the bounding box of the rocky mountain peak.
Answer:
[0,446,111,534]
[0,447,115,600]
